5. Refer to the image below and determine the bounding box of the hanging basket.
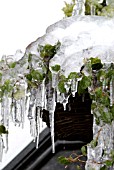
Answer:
[42,92,93,142]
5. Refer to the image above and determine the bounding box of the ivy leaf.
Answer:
[90,139,98,148]
[106,69,114,80]
[91,102,97,110]
[100,95,110,107]
[31,70,44,82]
[81,146,87,156]
[1,80,13,93]
[62,1,75,17]
[39,41,61,59]
[97,69,106,80]
[58,81,66,93]
[90,57,103,70]
[100,111,112,124]
[105,160,113,166]
[68,72,80,79]
[25,73,32,81]
[95,87,102,99]
[78,75,91,94]
[58,156,70,165]
[9,62,16,68]
[51,64,60,72]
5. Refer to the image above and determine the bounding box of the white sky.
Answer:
[0,1,65,168]
[0,0,64,57]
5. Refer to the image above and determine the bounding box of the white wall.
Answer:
[0,0,65,169]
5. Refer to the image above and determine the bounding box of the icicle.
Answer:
[4,133,8,153]
[90,4,96,15]
[13,100,23,126]
[41,79,46,110]
[35,106,40,149]
[1,94,9,128]
[29,119,35,137]
[71,79,78,97]
[51,72,58,89]
[72,0,85,16]
[28,88,37,137]
[36,85,42,107]
[50,110,55,153]
[48,88,56,153]
[0,136,4,162]
[40,110,43,129]
[110,79,113,106]
[56,88,61,103]
[20,98,25,129]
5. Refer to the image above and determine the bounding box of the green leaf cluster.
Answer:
[85,0,104,15]
[78,75,91,94]
[51,64,60,72]
[58,156,71,165]
[8,62,16,68]
[62,0,75,17]
[62,0,114,18]
[38,41,61,60]
[0,80,13,101]
[68,72,80,79]
[25,69,44,88]
[58,75,67,93]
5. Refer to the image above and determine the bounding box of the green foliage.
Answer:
[104,160,113,166]
[58,156,71,165]
[68,72,80,79]
[85,0,103,15]
[62,0,114,18]
[90,139,98,148]
[51,64,60,72]
[25,69,44,88]
[81,146,87,156]
[98,4,114,17]
[78,75,91,94]
[38,41,61,59]
[89,57,103,70]
[62,0,75,17]
[58,81,66,93]
[0,80,13,101]
[8,62,16,68]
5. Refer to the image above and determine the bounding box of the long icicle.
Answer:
[35,106,40,149]
[50,89,56,153]
[110,79,113,107]
[0,136,4,162]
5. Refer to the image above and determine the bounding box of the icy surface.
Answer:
[26,15,114,77]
